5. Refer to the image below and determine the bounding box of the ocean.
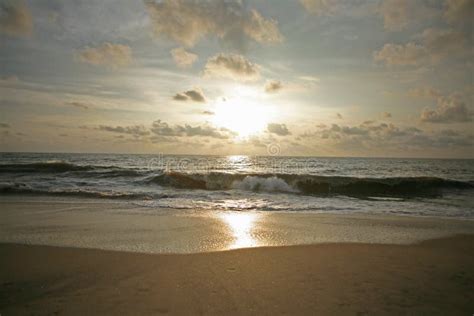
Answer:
[0,152,473,219]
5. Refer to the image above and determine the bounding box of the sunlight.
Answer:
[211,96,272,138]
[219,212,260,249]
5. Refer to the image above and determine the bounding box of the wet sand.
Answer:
[1,196,474,253]
[1,235,474,315]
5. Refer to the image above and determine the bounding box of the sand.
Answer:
[1,235,473,315]
[1,196,474,253]
[1,196,474,314]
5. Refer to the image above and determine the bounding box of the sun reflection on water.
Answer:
[219,212,260,249]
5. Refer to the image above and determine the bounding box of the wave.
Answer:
[1,162,472,199]
[0,161,142,177]
[146,172,473,198]
[0,183,155,200]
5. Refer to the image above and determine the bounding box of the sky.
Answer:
[0,0,473,158]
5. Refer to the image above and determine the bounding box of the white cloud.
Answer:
[204,53,260,82]
[374,43,427,66]
[421,93,472,123]
[374,28,467,66]
[77,43,132,68]
[170,47,198,68]
[144,0,282,50]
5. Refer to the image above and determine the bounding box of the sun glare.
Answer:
[211,97,272,138]
[219,212,260,249]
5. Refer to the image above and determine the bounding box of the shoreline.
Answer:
[0,196,474,253]
[1,195,474,254]
[1,235,473,315]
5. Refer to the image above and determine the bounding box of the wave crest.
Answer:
[146,172,473,198]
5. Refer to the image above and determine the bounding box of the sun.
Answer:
[211,97,272,138]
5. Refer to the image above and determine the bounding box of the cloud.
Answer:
[144,0,282,50]
[296,121,474,154]
[267,123,291,136]
[378,0,438,31]
[264,80,283,93]
[204,53,260,82]
[170,47,198,68]
[68,101,89,110]
[383,112,392,118]
[336,113,343,119]
[444,0,474,26]
[98,125,150,137]
[301,122,425,141]
[299,0,340,16]
[173,88,206,103]
[408,86,442,99]
[421,94,472,123]
[77,43,132,68]
[0,123,10,128]
[374,28,467,66]
[202,110,214,115]
[420,28,466,63]
[151,120,236,139]
[374,43,427,66]
[0,0,32,37]
[378,0,413,31]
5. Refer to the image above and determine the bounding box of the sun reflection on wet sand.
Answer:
[219,212,260,250]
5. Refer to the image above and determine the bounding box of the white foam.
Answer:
[232,176,297,193]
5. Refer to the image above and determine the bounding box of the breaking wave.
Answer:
[146,172,473,198]
[0,161,472,199]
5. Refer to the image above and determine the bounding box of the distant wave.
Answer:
[0,161,143,177]
[146,172,473,198]
[0,182,155,200]
[0,161,99,172]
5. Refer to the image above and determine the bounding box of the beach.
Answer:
[1,196,474,314]
[1,235,473,315]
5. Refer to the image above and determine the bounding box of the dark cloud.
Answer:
[0,123,10,128]
[267,123,291,136]
[202,110,214,115]
[68,101,89,110]
[204,53,260,82]
[300,121,472,153]
[173,88,206,103]
[301,122,422,141]
[444,0,474,27]
[144,0,282,51]
[264,80,283,93]
[0,0,32,37]
[98,125,150,137]
[151,120,236,139]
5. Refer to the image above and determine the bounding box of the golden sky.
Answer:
[0,0,473,158]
